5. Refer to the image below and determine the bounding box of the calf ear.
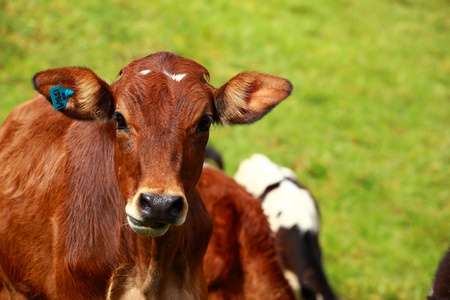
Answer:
[213,72,292,125]
[33,67,114,121]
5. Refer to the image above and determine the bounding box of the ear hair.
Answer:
[213,72,292,125]
[33,67,114,122]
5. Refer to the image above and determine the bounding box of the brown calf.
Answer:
[199,165,296,300]
[0,52,292,299]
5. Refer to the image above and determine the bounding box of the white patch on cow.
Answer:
[280,165,297,180]
[163,70,186,82]
[234,154,289,197]
[234,153,320,234]
[263,180,320,233]
[284,269,300,291]
[203,162,213,169]
[139,69,151,75]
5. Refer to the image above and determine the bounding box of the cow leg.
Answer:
[294,231,337,300]
[276,228,338,300]
[300,288,317,300]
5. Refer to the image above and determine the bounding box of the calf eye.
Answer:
[113,111,129,132]
[196,114,213,133]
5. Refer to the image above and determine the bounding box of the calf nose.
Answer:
[139,193,184,224]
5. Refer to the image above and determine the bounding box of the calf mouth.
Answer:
[127,215,171,237]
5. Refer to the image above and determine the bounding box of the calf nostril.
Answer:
[139,193,152,212]
[169,196,184,218]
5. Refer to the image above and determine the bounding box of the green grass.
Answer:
[1,0,449,299]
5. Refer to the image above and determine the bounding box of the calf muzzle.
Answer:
[139,193,184,225]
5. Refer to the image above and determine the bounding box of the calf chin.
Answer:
[126,216,171,237]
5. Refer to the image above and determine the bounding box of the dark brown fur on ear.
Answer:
[33,67,114,121]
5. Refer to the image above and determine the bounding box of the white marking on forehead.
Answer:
[163,70,187,82]
[139,70,151,75]
[172,74,187,82]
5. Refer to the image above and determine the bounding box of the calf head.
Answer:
[33,52,292,237]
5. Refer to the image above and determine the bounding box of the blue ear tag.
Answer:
[49,85,75,110]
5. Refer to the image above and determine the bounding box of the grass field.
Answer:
[1,0,449,299]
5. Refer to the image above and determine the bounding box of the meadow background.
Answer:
[1,0,449,299]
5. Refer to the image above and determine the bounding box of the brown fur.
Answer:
[0,52,292,299]
[107,189,212,300]
[199,166,296,300]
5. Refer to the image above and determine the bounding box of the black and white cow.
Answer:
[234,154,338,300]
